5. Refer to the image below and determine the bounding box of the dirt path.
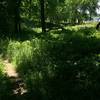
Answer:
[3,60,18,77]
[3,59,27,95]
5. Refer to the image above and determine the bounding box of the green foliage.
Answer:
[6,26,100,100]
[0,0,99,35]
[0,39,9,58]
[0,0,8,33]
[0,60,4,75]
[0,0,100,99]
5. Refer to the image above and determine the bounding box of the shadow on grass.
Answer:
[15,29,100,100]
[0,75,28,100]
[1,26,100,100]
[0,28,42,57]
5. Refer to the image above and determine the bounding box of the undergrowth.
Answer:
[1,23,100,100]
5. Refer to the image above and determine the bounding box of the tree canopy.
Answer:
[0,0,99,34]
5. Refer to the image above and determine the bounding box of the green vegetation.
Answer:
[0,59,4,75]
[5,24,100,100]
[1,0,100,100]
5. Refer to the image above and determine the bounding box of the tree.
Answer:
[40,0,46,33]
[7,0,21,36]
[0,0,8,34]
[15,0,21,34]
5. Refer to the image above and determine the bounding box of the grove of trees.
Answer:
[0,0,100,100]
[0,0,99,34]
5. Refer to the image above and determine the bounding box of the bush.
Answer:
[0,39,9,57]
[7,27,100,100]
[0,60,4,75]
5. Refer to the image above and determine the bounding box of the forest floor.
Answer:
[4,59,18,77]
[3,59,27,95]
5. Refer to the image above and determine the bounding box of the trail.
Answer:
[3,59,27,95]
[4,60,18,77]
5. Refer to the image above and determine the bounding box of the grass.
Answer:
[0,59,4,74]
[1,23,100,100]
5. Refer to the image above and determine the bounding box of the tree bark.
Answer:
[15,0,21,34]
[40,0,46,33]
[7,0,21,37]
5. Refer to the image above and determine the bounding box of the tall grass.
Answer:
[6,25,100,100]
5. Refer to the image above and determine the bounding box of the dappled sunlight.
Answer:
[4,26,100,99]
[0,0,100,99]
[0,22,100,100]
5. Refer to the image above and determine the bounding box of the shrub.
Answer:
[6,27,100,100]
[0,39,9,57]
[0,60,4,75]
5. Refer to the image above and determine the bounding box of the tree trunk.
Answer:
[40,0,46,33]
[7,0,21,37]
[7,0,16,35]
[15,0,21,34]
